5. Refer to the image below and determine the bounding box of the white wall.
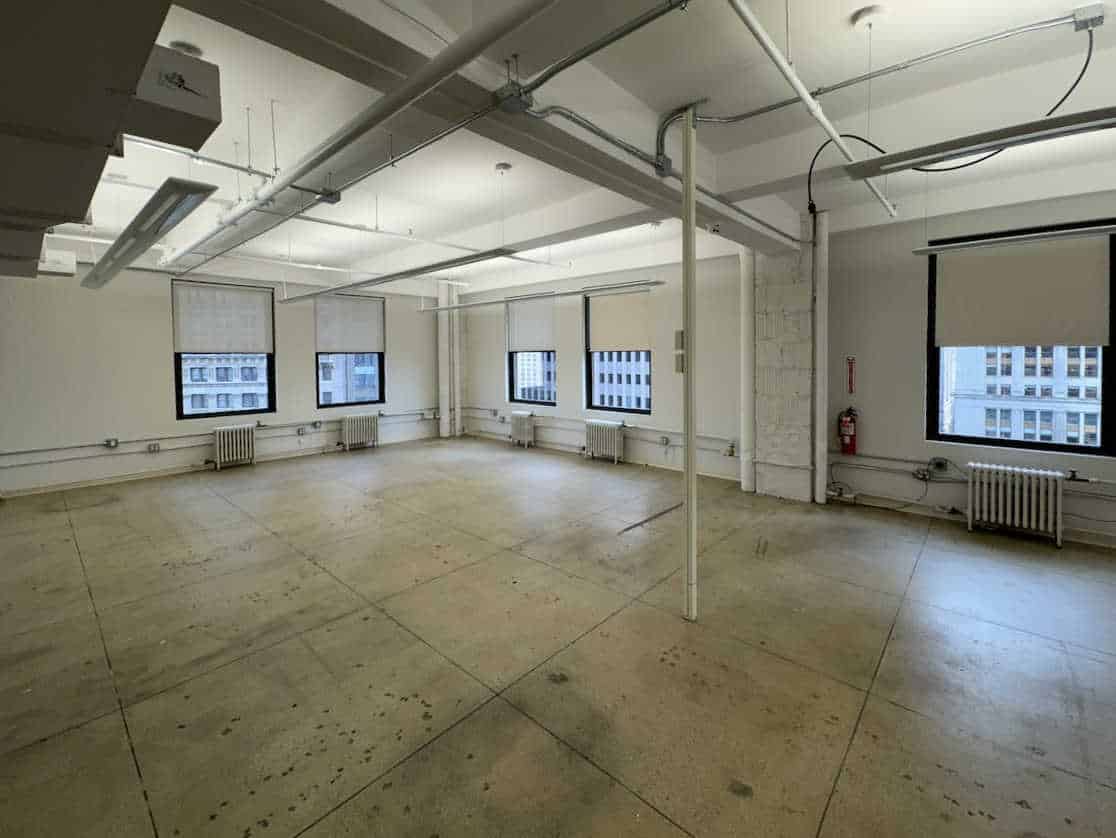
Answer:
[0,268,439,493]
[462,255,745,479]
[829,191,1116,543]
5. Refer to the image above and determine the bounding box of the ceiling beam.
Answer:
[175,0,798,254]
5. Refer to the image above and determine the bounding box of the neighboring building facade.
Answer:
[180,353,269,416]
[591,350,651,411]
[317,353,381,406]
[940,345,1102,447]
[512,351,556,403]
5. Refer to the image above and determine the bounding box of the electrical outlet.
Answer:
[498,415,507,424]
[104,438,119,449]
[147,442,160,453]
[928,457,948,472]
[297,426,306,436]
[659,435,670,446]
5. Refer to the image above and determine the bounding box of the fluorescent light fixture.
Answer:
[279,248,516,304]
[81,178,217,288]
[846,105,1116,179]
[912,223,1116,255]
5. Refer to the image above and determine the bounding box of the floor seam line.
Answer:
[64,494,162,838]
[811,523,931,838]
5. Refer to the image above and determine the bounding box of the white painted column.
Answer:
[451,287,464,435]
[812,211,830,504]
[437,285,452,438]
[740,250,756,492]
[682,108,698,622]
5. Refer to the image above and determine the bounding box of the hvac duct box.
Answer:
[124,45,221,151]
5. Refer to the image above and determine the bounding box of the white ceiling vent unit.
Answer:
[36,250,77,277]
[123,44,222,151]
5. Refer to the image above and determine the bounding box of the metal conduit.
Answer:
[654,12,1079,167]
[526,105,804,244]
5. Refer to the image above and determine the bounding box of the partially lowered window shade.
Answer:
[315,294,385,352]
[934,235,1110,347]
[507,297,555,352]
[172,281,274,353]
[587,289,651,352]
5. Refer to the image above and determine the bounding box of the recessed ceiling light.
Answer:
[168,40,204,57]
[849,5,885,29]
[495,162,513,173]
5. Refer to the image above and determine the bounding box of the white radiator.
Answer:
[585,419,624,464]
[511,411,535,448]
[968,462,1064,546]
[213,424,255,470]
[341,414,378,451]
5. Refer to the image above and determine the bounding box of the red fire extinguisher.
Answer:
[838,407,858,456]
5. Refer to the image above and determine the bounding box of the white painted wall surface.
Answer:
[0,269,438,493]
[462,255,745,480]
[829,191,1116,543]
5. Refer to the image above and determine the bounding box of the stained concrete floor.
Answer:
[2,437,1115,837]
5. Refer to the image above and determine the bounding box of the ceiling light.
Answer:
[846,105,1116,179]
[168,40,204,57]
[81,178,217,289]
[495,162,513,173]
[849,5,885,29]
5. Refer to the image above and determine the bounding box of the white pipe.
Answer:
[724,0,898,218]
[812,211,830,504]
[739,249,756,492]
[438,283,452,438]
[451,286,464,436]
[159,0,558,266]
[682,107,699,623]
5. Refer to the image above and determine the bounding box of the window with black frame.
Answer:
[315,294,386,408]
[927,223,1114,455]
[507,297,557,405]
[172,280,276,420]
[584,290,652,415]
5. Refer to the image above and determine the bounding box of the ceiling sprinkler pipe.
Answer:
[653,11,1084,167]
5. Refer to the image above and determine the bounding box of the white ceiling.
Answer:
[49,0,1116,293]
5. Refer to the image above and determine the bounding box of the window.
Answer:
[509,351,556,405]
[1023,410,1036,441]
[1024,346,1037,376]
[1039,410,1054,442]
[1068,346,1082,377]
[1086,346,1100,377]
[314,295,386,409]
[585,292,652,415]
[173,281,275,420]
[1067,412,1081,444]
[928,226,1113,453]
[1040,345,1054,377]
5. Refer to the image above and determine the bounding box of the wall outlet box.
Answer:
[659,435,670,446]
[297,426,306,436]
[146,442,160,453]
[104,438,119,449]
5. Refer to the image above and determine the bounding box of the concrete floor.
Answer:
[2,437,1115,837]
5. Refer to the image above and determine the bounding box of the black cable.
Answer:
[806,29,1094,212]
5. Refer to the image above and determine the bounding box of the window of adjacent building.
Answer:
[584,292,652,414]
[173,281,275,420]
[928,229,1111,453]
[314,295,386,408]
[1023,410,1037,440]
[509,351,557,405]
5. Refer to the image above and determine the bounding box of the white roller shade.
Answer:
[507,297,555,351]
[173,281,274,353]
[315,294,385,352]
[587,290,651,351]
[935,235,1109,346]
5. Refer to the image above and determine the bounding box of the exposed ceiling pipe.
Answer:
[158,0,559,268]
[124,135,273,180]
[278,248,517,303]
[653,11,1095,167]
[723,0,897,217]
[417,278,666,313]
[525,105,804,245]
